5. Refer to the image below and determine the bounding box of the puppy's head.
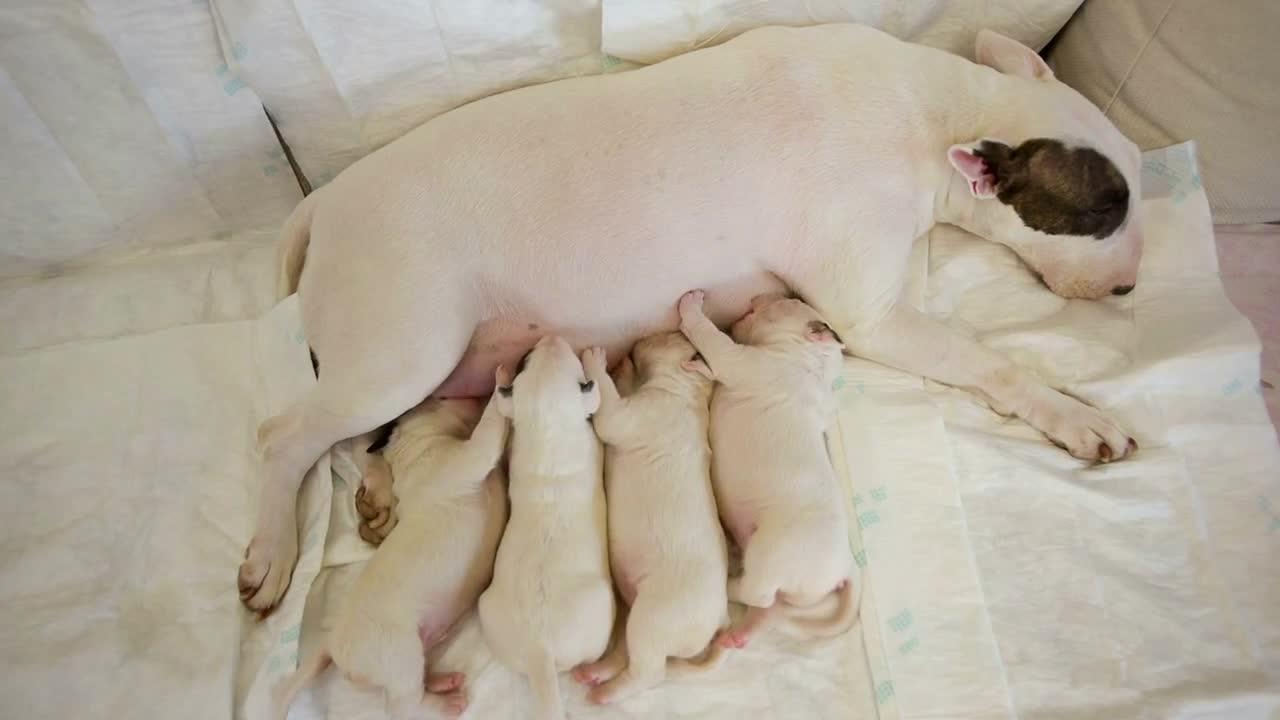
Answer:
[631,331,713,384]
[495,335,599,423]
[946,30,1143,300]
[730,294,844,351]
[366,398,483,454]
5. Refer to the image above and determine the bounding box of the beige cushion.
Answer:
[1048,0,1280,224]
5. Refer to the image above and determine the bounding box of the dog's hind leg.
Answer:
[239,311,475,614]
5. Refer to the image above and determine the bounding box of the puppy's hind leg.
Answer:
[587,593,669,704]
[720,537,787,648]
[573,606,629,688]
[240,308,476,614]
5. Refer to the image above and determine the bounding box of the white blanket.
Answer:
[208,0,1082,189]
[601,0,1081,65]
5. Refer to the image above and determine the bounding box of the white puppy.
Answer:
[274,390,509,719]
[571,334,728,704]
[477,336,614,720]
[678,290,858,648]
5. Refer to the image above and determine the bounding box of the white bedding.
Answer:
[3,2,1278,720]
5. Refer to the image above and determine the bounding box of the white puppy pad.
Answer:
[831,142,1280,719]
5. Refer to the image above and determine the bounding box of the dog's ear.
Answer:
[494,365,515,418]
[580,379,600,417]
[948,140,1011,199]
[975,29,1053,81]
[806,321,844,347]
[681,351,714,380]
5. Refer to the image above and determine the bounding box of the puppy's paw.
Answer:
[432,689,468,718]
[572,665,601,686]
[678,289,706,319]
[355,464,398,546]
[1023,387,1136,463]
[238,521,298,616]
[717,628,751,650]
[425,672,466,694]
[581,347,608,379]
[572,657,624,687]
[587,684,618,705]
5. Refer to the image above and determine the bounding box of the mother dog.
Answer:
[241,24,1143,612]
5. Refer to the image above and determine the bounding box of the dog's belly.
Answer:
[435,272,788,398]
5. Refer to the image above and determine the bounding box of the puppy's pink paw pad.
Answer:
[439,690,468,717]
[425,672,465,693]
[572,667,600,686]
[718,630,750,649]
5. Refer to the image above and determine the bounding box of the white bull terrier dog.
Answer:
[273,392,509,719]
[678,290,859,646]
[241,24,1143,612]
[476,336,614,720]
[571,335,729,704]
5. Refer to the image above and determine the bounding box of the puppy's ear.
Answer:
[681,352,714,380]
[806,321,844,347]
[948,140,1010,199]
[975,29,1053,81]
[580,379,600,417]
[494,365,514,418]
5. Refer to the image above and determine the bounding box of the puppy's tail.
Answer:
[275,191,318,301]
[667,634,729,677]
[780,579,860,639]
[528,651,564,720]
[273,649,331,720]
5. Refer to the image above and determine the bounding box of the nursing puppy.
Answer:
[571,335,728,704]
[477,336,614,720]
[274,389,509,719]
[678,290,858,647]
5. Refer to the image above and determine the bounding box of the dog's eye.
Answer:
[579,380,594,393]
[497,386,513,398]
[690,352,703,363]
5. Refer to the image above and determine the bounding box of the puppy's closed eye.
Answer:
[691,352,704,363]
[498,385,513,397]
[580,380,594,393]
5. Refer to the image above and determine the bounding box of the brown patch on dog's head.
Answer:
[973,138,1129,239]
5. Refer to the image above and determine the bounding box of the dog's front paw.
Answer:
[355,468,398,546]
[1023,387,1136,463]
[238,519,298,616]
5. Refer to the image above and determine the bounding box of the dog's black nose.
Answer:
[1111,284,1135,296]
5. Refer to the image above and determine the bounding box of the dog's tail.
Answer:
[275,191,318,301]
[780,579,860,639]
[272,649,332,720]
[667,633,729,677]
[528,651,563,720]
